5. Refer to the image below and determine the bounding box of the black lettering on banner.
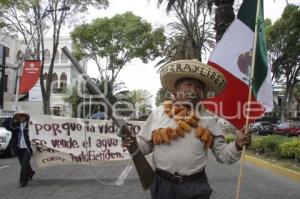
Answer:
[44,124,51,132]
[71,150,123,162]
[35,124,43,135]
[32,138,47,146]
[42,156,65,163]
[82,137,92,147]
[95,138,118,152]
[51,138,79,149]
[98,125,104,133]
[124,123,141,135]
[62,123,71,136]
[97,123,118,134]
[89,124,96,133]
[77,123,82,131]
[70,123,77,131]
[52,123,62,135]
[108,122,116,133]
[34,123,65,136]
[133,125,141,135]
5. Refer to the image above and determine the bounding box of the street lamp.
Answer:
[13,4,70,112]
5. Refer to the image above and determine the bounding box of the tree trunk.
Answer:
[214,0,235,42]
[43,96,51,115]
[280,91,288,122]
[280,82,294,122]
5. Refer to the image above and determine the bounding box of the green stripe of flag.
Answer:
[238,0,268,97]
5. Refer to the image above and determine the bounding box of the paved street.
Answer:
[0,152,299,199]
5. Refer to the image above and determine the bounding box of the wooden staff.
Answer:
[235,0,262,198]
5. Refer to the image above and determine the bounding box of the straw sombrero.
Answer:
[160,59,227,98]
[13,110,30,121]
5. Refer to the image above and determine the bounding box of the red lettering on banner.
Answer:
[51,138,79,149]
[42,156,65,163]
[96,138,118,152]
[71,150,122,162]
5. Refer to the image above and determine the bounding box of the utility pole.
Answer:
[0,44,6,109]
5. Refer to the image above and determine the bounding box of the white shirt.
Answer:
[137,105,241,176]
[19,122,27,149]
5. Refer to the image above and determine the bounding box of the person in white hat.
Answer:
[11,111,35,187]
[123,60,251,199]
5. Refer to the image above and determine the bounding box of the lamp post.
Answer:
[13,5,70,112]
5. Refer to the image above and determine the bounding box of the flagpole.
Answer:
[235,0,262,198]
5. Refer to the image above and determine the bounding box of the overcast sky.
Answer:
[81,0,300,101]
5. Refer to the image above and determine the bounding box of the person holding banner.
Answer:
[10,111,35,187]
[123,60,252,199]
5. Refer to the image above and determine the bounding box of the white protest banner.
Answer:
[29,115,145,168]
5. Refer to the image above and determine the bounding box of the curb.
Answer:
[245,155,300,181]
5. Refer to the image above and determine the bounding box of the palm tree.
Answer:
[123,89,153,119]
[63,78,129,118]
[155,0,214,65]
[157,0,235,42]
[155,87,173,106]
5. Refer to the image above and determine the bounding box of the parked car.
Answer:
[0,116,15,156]
[250,121,274,135]
[273,121,300,136]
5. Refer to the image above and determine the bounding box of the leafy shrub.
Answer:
[225,134,236,144]
[278,139,300,159]
[250,139,264,154]
[295,147,300,163]
[261,135,289,154]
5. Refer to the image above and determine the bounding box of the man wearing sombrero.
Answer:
[11,111,35,187]
[123,59,251,199]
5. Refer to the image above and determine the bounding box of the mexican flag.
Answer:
[205,0,273,129]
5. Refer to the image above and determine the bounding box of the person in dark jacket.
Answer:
[11,111,35,187]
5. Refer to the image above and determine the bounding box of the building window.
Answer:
[60,73,67,91]
[44,49,50,63]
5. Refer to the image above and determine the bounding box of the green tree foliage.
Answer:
[71,12,165,85]
[266,4,300,121]
[156,0,235,42]
[63,85,81,118]
[126,89,153,119]
[155,87,172,106]
[64,78,129,118]
[155,0,214,66]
